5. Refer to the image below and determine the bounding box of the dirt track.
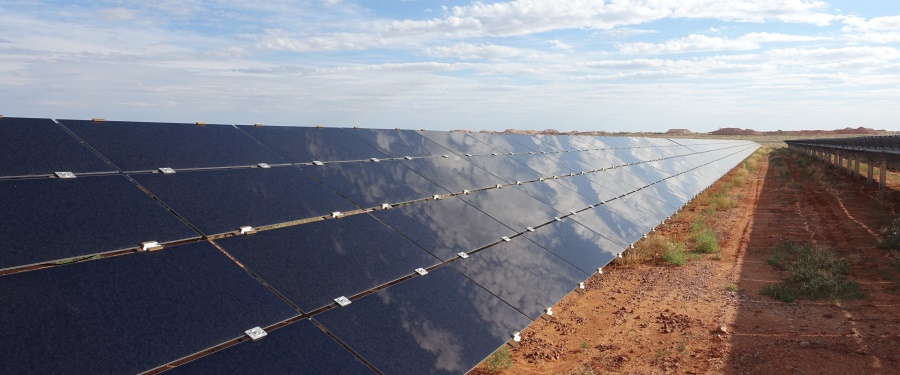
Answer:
[473,148,900,374]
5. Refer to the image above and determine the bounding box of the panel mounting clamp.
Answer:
[579,282,585,290]
[415,268,429,276]
[569,211,578,215]
[54,171,76,179]
[546,307,553,316]
[370,158,380,162]
[463,189,471,195]
[465,153,473,157]
[331,211,343,218]
[442,154,450,158]
[501,236,511,242]
[381,203,391,209]
[526,227,535,232]
[141,241,163,252]
[312,161,325,166]
[492,152,499,156]
[554,217,562,222]
[158,167,176,174]
[334,296,351,307]
[513,332,522,342]
[598,267,603,274]
[495,184,503,189]
[516,181,523,185]
[239,226,257,235]
[257,163,271,169]
[245,327,267,341]
[433,194,442,200]
[458,252,469,259]
[91,118,105,122]
[404,156,413,160]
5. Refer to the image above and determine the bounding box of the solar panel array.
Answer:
[0,117,759,374]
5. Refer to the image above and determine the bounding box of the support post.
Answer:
[880,158,888,191]
[867,158,874,187]
[854,158,861,179]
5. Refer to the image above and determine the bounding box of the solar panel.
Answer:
[58,120,285,171]
[509,153,574,177]
[524,218,620,275]
[420,130,499,156]
[131,167,359,236]
[451,236,588,319]
[215,213,439,312]
[0,241,297,374]
[458,187,560,231]
[464,154,545,184]
[0,117,115,178]
[0,175,198,270]
[514,179,597,212]
[346,128,450,158]
[164,320,373,374]
[400,156,506,193]
[554,173,625,203]
[302,160,450,208]
[314,267,532,375]
[236,124,388,163]
[570,204,647,247]
[371,196,517,260]
[467,132,538,154]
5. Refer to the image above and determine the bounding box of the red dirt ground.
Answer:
[471,148,900,374]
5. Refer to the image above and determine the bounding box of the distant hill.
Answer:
[710,127,879,136]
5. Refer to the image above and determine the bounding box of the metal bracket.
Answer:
[381,203,391,209]
[312,161,325,166]
[331,211,343,218]
[370,158,380,162]
[465,153,473,157]
[415,268,428,276]
[579,282,585,290]
[569,173,576,177]
[546,307,553,316]
[141,241,163,252]
[433,194,442,200]
[513,332,522,342]
[92,118,105,122]
[458,252,469,259]
[618,252,624,258]
[589,204,596,208]
[54,171,76,179]
[598,267,603,274]
[495,184,502,189]
[245,327,267,341]
[554,217,562,222]
[569,211,578,215]
[492,152,499,156]
[529,152,535,155]
[239,226,257,235]
[442,154,450,158]
[404,156,413,160]
[257,163,271,169]
[501,236,511,242]
[526,227,535,232]
[334,296,351,307]
[508,152,514,155]
[539,177,545,181]
[516,181,523,185]
[195,121,206,126]
[158,167,176,174]
[463,189,471,195]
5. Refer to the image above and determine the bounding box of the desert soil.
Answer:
[472,148,900,374]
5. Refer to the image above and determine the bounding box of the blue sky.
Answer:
[2,1,900,132]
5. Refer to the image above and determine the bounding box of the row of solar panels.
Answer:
[784,135,900,155]
[0,117,759,374]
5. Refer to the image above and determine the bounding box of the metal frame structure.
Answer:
[785,135,900,191]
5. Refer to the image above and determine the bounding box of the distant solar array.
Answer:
[0,117,759,374]
[785,135,900,190]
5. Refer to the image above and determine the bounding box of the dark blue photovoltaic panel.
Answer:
[302,160,450,208]
[237,125,388,163]
[507,134,559,153]
[554,174,622,203]
[0,175,198,270]
[0,117,115,177]
[166,320,373,374]
[524,219,620,275]
[372,197,516,260]
[515,179,596,212]
[131,167,358,236]
[315,267,531,375]
[0,242,297,374]
[347,128,450,158]
[510,154,574,177]
[464,154,543,184]
[594,167,647,190]
[59,120,285,171]
[451,237,587,319]
[216,214,439,312]
[600,198,658,233]
[420,131,498,156]
[570,204,646,247]
[467,133,537,154]
[400,156,505,193]
[459,187,560,231]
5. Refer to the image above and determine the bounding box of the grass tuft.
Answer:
[693,229,719,254]
[484,346,512,374]
[761,243,864,302]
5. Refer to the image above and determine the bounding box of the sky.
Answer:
[2,1,900,133]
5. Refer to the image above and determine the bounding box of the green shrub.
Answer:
[662,241,688,266]
[761,243,864,302]
[485,346,512,374]
[693,229,719,254]
[760,283,797,302]
[880,217,900,250]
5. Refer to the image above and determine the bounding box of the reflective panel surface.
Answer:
[459,187,560,231]
[420,131,498,156]
[509,154,573,177]
[237,125,387,163]
[347,128,449,157]
[132,167,358,236]
[452,236,587,319]
[0,242,297,374]
[302,160,449,208]
[315,267,531,375]
[570,204,646,247]
[515,179,595,212]
[166,320,373,374]
[0,175,198,269]
[0,117,114,177]
[554,174,622,203]
[217,213,439,312]
[524,219,620,275]
[401,156,505,193]
[467,133,537,154]
[464,155,543,184]
[59,120,284,171]
[372,197,516,260]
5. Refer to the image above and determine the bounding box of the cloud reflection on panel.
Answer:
[400,156,505,193]
[573,204,648,248]
[554,174,623,203]
[459,188,560,231]
[515,179,597,212]
[452,236,588,319]
[372,196,516,260]
[315,267,531,375]
[302,160,450,208]
[525,218,621,275]
[348,128,449,158]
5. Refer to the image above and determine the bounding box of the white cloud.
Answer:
[426,43,524,60]
[618,32,823,55]
[842,15,900,32]
[548,39,574,51]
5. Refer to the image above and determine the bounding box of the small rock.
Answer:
[714,326,728,335]
[799,341,810,347]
